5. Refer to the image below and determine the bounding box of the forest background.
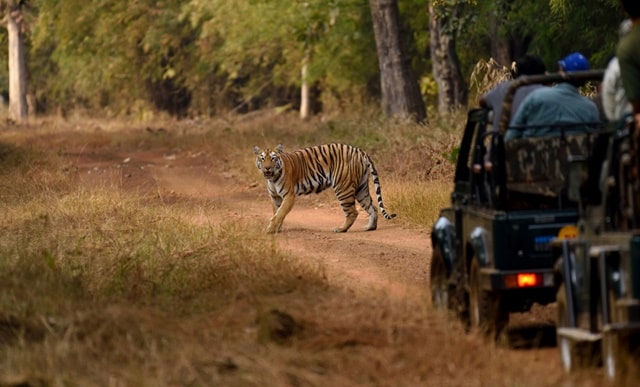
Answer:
[0,0,628,122]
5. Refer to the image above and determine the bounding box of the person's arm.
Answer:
[602,60,619,121]
[632,100,640,131]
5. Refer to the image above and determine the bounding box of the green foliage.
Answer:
[32,0,197,115]
[181,0,378,113]
[3,0,626,116]
[447,146,460,164]
[529,0,621,68]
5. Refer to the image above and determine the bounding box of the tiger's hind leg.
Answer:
[356,181,378,231]
[333,189,359,233]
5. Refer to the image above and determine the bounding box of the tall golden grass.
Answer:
[0,113,608,386]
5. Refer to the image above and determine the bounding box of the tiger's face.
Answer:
[253,145,284,181]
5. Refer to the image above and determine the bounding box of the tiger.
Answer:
[253,143,396,234]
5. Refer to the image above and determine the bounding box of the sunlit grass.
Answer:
[1,186,325,313]
[0,134,327,317]
[386,178,452,228]
[0,113,590,386]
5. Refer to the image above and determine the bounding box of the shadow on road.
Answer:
[506,323,557,349]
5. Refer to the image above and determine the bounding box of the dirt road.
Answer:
[142,145,429,299]
[64,128,609,386]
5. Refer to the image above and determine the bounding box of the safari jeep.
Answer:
[429,71,605,341]
[554,112,640,383]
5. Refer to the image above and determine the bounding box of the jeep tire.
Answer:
[469,257,508,341]
[430,246,451,311]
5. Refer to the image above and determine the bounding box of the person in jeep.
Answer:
[618,0,640,132]
[505,52,600,141]
[603,19,633,122]
[480,54,547,130]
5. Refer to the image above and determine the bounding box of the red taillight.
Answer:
[517,273,539,287]
[504,273,542,288]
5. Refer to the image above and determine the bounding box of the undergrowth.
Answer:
[0,113,471,386]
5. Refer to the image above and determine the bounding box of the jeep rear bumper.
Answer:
[479,267,557,311]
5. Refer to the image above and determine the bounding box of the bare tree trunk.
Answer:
[369,0,426,122]
[7,5,28,122]
[300,56,309,120]
[429,1,467,114]
[489,10,510,68]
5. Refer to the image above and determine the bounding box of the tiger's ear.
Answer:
[276,144,284,153]
[253,146,260,155]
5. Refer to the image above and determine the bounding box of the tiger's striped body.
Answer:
[253,143,396,234]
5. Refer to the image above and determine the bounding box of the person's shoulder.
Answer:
[617,26,640,57]
[482,81,510,106]
[514,87,545,114]
[519,84,545,93]
[605,56,620,71]
[603,58,620,82]
[524,85,552,100]
[485,81,510,96]
[580,95,600,117]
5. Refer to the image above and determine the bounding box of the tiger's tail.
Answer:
[366,154,397,220]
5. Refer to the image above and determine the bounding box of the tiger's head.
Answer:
[253,144,284,181]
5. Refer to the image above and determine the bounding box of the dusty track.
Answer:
[64,131,609,386]
[147,149,429,297]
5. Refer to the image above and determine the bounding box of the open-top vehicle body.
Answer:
[430,70,605,340]
[554,111,640,383]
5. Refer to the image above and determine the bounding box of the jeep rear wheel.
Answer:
[469,258,508,341]
[430,247,450,311]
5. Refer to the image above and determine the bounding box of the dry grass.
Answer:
[0,112,607,386]
[469,58,512,106]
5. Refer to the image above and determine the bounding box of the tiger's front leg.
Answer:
[266,195,295,234]
[270,193,283,215]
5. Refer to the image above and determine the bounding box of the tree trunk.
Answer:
[7,5,28,122]
[488,2,532,68]
[369,0,426,122]
[489,9,510,68]
[300,55,309,120]
[429,1,467,114]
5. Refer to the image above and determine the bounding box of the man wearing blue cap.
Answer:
[505,52,600,141]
